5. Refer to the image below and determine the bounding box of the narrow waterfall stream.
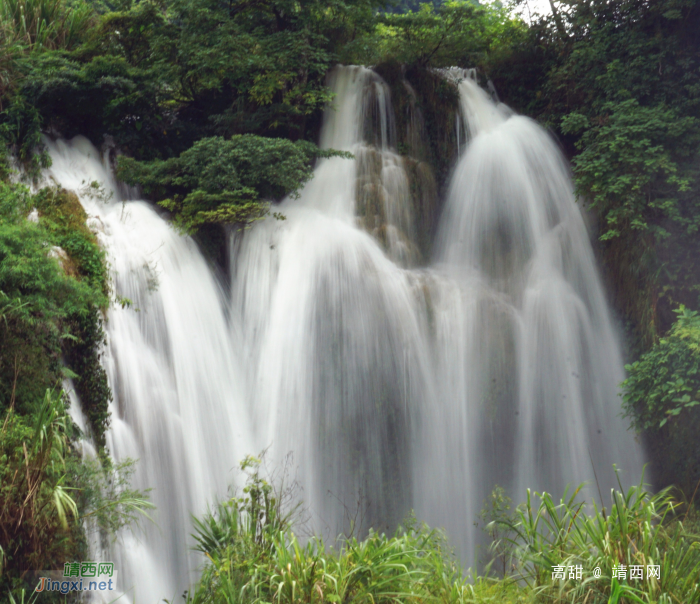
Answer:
[43,65,644,603]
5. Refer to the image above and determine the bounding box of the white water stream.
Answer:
[43,65,643,603]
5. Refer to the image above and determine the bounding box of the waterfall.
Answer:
[231,66,427,536]
[44,137,254,602]
[42,64,643,603]
[420,74,645,552]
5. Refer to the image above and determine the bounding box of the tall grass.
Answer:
[0,0,93,51]
[190,460,700,604]
[189,456,528,604]
[0,0,94,112]
[495,469,700,603]
[0,389,79,578]
[191,520,526,604]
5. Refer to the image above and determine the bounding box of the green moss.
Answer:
[34,186,110,302]
[23,188,113,447]
[66,308,111,449]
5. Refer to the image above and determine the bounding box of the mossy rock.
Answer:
[34,187,109,302]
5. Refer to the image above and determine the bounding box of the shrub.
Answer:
[623,306,700,432]
[622,306,700,495]
[116,135,351,233]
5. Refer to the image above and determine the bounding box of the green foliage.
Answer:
[16,53,173,159]
[564,100,699,243]
[189,456,529,604]
[192,455,299,561]
[154,0,381,139]
[497,469,700,603]
[622,306,700,431]
[191,461,700,604]
[0,0,385,165]
[621,306,700,497]
[70,456,154,537]
[0,390,81,590]
[0,0,96,175]
[372,1,525,69]
[0,389,153,597]
[0,0,94,51]
[0,190,98,416]
[117,135,351,233]
[0,181,110,449]
[66,309,111,447]
[33,186,108,296]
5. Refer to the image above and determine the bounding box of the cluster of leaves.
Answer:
[493,470,700,604]
[117,134,351,232]
[369,1,526,69]
[0,389,153,598]
[0,180,112,444]
[15,52,172,161]
[621,307,700,496]
[622,306,700,432]
[0,0,388,168]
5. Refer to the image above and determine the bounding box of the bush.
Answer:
[371,2,525,70]
[622,306,700,495]
[116,135,351,233]
[623,306,700,432]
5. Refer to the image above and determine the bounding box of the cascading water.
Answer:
[232,64,644,556]
[42,64,644,603]
[232,66,431,537]
[418,73,645,552]
[43,138,254,602]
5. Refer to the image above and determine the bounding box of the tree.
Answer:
[117,134,351,232]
